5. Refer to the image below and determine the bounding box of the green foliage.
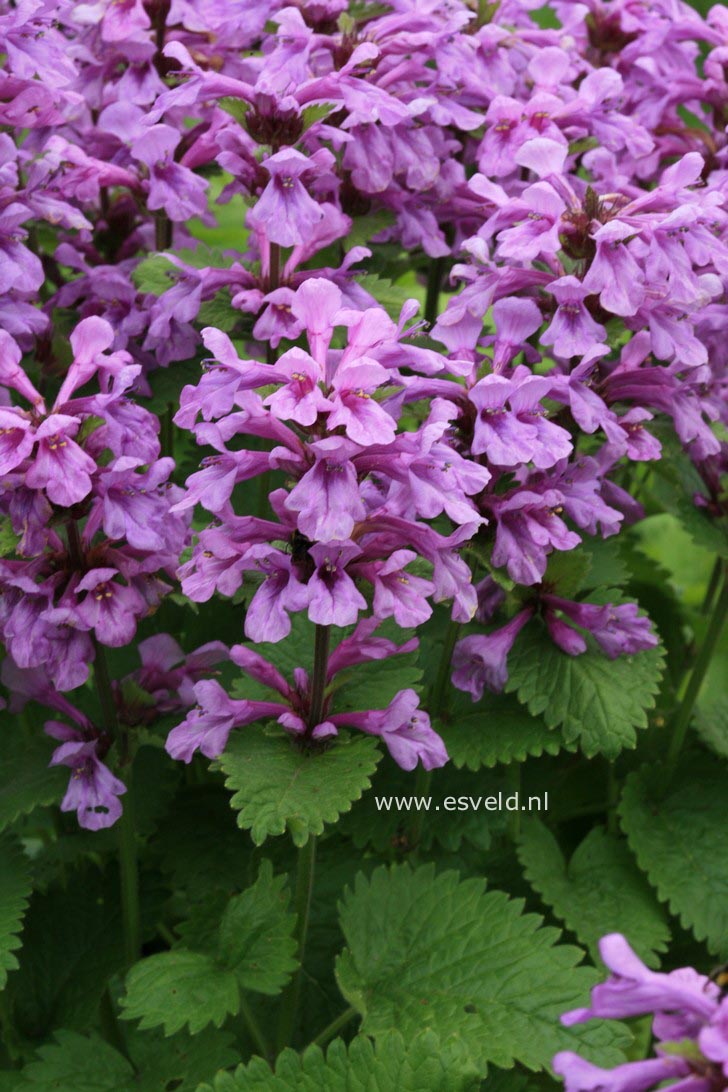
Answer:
[438,692,571,771]
[17,1030,133,1090]
[518,821,670,967]
[121,951,239,1036]
[15,1027,238,1091]
[217,862,298,994]
[335,865,630,1076]
[198,1031,479,1091]
[506,619,665,758]
[219,729,382,846]
[121,863,297,1035]
[0,731,66,833]
[0,837,31,988]
[7,868,126,1039]
[619,755,728,957]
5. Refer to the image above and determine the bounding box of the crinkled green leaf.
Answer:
[197,1030,479,1091]
[217,861,298,994]
[121,951,239,1036]
[18,1030,133,1090]
[438,692,571,771]
[328,652,422,713]
[219,729,381,847]
[336,865,630,1075]
[0,837,31,988]
[132,254,179,295]
[344,210,396,250]
[506,620,665,758]
[198,293,237,332]
[127,1027,238,1091]
[16,1028,237,1092]
[518,821,670,967]
[619,756,728,957]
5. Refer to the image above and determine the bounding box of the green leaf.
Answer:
[197,1030,480,1091]
[329,652,422,713]
[0,517,20,558]
[301,102,336,131]
[336,865,630,1075]
[219,98,250,124]
[344,210,396,250]
[198,292,238,332]
[132,254,179,295]
[120,951,239,1036]
[0,731,66,833]
[517,821,670,967]
[354,273,417,319]
[18,1031,133,1091]
[438,692,571,771]
[7,867,126,1038]
[219,728,382,847]
[17,1028,238,1092]
[144,356,203,416]
[218,862,298,994]
[619,756,728,957]
[127,1027,238,1091]
[506,620,665,759]
[0,837,31,988]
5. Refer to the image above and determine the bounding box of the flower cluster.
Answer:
[554,934,728,1091]
[0,0,726,828]
[0,316,189,691]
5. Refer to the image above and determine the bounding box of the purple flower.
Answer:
[470,372,573,469]
[47,722,126,832]
[241,545,310,643]
[285,440,366,541]
[328,360,396,447]
[74,568,146,648]
[542,277,607,359]
[355,549,434,628]
[552,1053,690,1092]
[332,689,448,771]
[25,416,96,507]
[307,542,367,627]
[165,679,286,762]
[543,596,658,659]
[248,148,324,248]
[451,608,534,698]
[131,125,208,222]
[263,347,331,426]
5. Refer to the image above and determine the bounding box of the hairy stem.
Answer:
[424,256,445,327]
[408,619,461,847]
[310,1005,357,1049]
[94,639,141,966]
[307,624,331,735]
[154,210,173,251]
[664,564,728,783]
[239,993,272,1060]
[276,835,317,1051]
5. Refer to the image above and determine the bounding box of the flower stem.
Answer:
[424,256,445,326]
[276,834,317,1051]
[664,563,728,783]
[409,619,461,848]
[307,624,331,735]
[310,1005,357,1049]
[239,993,272,1060]
[154,210,172,251]
[94,639,141,967]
